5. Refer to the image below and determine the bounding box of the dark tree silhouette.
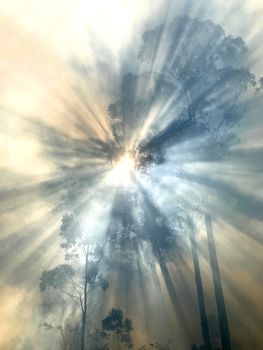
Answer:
[108,16,262,168]
[188,217,212,350]
[205,215,231,350]
[101,308,133,349]
[39,212,108,350]
[105,15,263,350]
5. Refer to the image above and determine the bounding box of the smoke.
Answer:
[0,1,263,349]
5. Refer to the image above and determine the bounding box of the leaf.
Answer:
[39,264,75,291]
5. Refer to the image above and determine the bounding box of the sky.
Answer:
[0,1,263,349]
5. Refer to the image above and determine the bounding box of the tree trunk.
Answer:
[205,214,232,350]
[80,250,89,350]
[188,217,212,350]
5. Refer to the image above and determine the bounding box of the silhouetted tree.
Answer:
[108,16,262,168]
[205,215,231,350]
[101,308,133,349]
[138,342,172,350]
[188,217,212,350]
[39,212,109,350]
[106,16,263,350]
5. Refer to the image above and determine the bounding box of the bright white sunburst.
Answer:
[107,154,135,187]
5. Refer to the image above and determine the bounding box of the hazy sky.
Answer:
[0,1,263,349]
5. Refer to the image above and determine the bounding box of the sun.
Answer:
[108,154,135,187]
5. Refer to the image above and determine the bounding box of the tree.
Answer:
[138,342,172,350]
[106,16,262,349]
[101,308,133,349]
[188,217,212,350]
[108,16,262,169]
[39,212,109,350]
[205,215,231,350]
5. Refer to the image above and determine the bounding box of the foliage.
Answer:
[39,212,109,350]
[107,16,262,169]
[101,308,133,349]
[39,264,75,291]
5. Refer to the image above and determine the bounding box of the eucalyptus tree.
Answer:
[101,308,133,350]
[138,342,172,350]
[188,217,212,350]
[204,215,230,350]
[137,16,262,162]
[106,15,262,350]
[108,17,262,167]
[39,212,109,350]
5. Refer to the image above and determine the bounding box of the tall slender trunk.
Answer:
[117,333,120,350]
[205,214,231,350]
[80,250,89,350]
[188,218,212,350]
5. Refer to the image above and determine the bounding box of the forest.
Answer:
[37,16,262,350]
[0,2,263,350]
